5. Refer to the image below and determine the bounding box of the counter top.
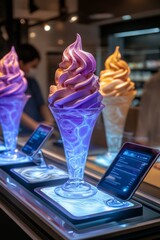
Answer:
[0,138,160,239]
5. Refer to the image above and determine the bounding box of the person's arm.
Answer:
[40,104,54,125]
[21,112,40,131]
[30,78,54,125]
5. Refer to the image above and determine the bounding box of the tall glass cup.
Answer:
[101,95,134,166]
[49,105,104,199]
[0,94,30,163]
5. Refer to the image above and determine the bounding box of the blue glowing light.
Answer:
[0,95,30,163]
[49,106,104,199]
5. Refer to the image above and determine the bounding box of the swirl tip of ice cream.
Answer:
[48,33,103,109]
[0,46,28,97]
[100,46,136,98]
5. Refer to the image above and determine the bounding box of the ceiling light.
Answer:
[44,24,51,31]
[29,32,36,38]
[114,28,160,38]
[69,15,78,23]
[20,18,26,24]
[122,15,132,21]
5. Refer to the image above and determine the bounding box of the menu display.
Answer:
[21,124,53,157]
[98,142,159,200]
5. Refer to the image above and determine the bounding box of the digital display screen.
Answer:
[21,124,53,157]
[98,142,159,200]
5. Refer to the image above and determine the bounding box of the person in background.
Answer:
[17,43,54,136]
[135,70,160,147]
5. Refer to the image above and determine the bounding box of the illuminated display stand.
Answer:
[35,185,142,224]
[1,136,160,239]
[0,124,69,188]
[2,158,142,225]
[1,150,68,189]
[34,142,159,224]
[1,160,142,226]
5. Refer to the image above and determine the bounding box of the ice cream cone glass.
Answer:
[49,105,104,199]
[0,94,30,164]
[101,95,134,166]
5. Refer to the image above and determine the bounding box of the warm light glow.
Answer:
[55,22,64,31]
[29,32,36,38]
[69,15,78,23]
[44,24,51,31]
[20,18,26,24]
[57,39,64,45]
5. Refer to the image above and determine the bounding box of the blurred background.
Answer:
[0,0,160,106]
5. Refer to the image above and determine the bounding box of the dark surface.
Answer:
[0,209,32,240]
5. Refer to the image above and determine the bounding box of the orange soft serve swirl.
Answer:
[100,46,136,97]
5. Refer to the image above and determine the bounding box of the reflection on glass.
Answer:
[0,95,30,164]
[49,106,104,199]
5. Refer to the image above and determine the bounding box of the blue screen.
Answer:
[103,149,151,192]
[21,125,52,156]
[98,143,159,200]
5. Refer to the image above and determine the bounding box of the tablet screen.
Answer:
[21,124,53,157]
[97,142,159,200]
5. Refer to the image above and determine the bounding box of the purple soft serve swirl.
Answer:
[48,33,102,108]
[0,46,27,97]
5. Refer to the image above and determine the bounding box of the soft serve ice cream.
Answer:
[0,46,27,97]
[0,47,29,152]
[100,46,136,97]
[99,46,136,164]
[48,33,102,108]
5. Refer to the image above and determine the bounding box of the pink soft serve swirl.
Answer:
[0,46,27,97]
[48,33,102,108]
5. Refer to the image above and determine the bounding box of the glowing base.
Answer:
[55,180,97,199]
[0,149,30,165]
[106,198,129,207]
[11,165,68,183]
[35,185,142,224]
